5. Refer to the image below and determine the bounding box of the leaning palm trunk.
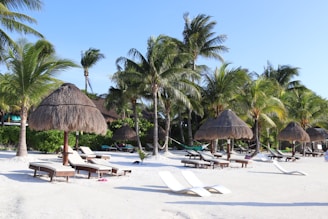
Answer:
[16,106,28,156]
[178,111,185,143]
[163,110,171,153]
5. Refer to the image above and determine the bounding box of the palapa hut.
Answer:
[29,83,107,165]
[278,122,310,156]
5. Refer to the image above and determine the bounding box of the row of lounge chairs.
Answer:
[182,150,251,168]
[29,146,132,182]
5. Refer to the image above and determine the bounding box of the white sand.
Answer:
[0,150,327,219]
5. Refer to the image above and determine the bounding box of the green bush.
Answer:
[0,126,20,145]
[27,130,75,153]
[78,130,113,150]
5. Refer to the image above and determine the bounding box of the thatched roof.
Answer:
[146,126,166,141]
[278,122,310,142]
[91,98,120,123]
[306,127,328,142]
[29,83,107,135]
[204,109,253,140]
[112,125,137,141]
[194,118,215,140]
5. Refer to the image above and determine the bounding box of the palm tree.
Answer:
[182,13,228,146]
[237,77,286,155]
[0,38,78,157]
[202,63,250,117]
[80,48,105,93]
[0,0,43,51]
[116,35,192,156]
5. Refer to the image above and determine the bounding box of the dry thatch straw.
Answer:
[29,83,107,165]
[112,125,137,141]
[29,83,107,135]
[306,127,328,142]
[278,122,310,143]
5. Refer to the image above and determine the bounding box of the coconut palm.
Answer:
[116,35,192,156]
[182,13,228,146]
[237,77,286,155]
[202,63,250,117]
[80,48,105,93]
[0,0,43,51]
[0,39,78,157]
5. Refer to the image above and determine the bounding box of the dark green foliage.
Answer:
[78,130,113,150]
[0,126,20,145]
[27,130,75,153]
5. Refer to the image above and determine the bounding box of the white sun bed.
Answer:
[272,160,307,176]
[181,170,231,194]
[158,171,211,197]
[29,162,75,182]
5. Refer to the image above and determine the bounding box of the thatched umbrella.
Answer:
[112,125,137,141]
[306,127,328,142]
[199,109,253,160]
[29,83,107,165]
[194,118,215,141]
[278,122,310,156]
[146,126,166,141]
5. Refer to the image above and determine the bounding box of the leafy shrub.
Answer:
[0,126,20,145]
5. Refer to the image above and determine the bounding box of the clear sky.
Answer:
[16,0,328,98]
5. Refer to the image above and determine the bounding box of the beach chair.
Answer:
[181,158,212,168]
[272,160,307,176]
[229,156,252,168]
[68,151,112,179]
[158,171,211,197]
[275,149,300,161]
[79,146,111,160]
[29,162,75,182]
[89,158,132,176]
[198,151,230,168]
[185,150,201,159]
[181,170,231,194]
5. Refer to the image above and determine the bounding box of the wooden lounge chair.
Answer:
[275,149,300,161]
[198,152,230,168]
[158,171,211,197]
[68,151,112,179]
[89,158,132,176]
[181,158,212,168]
[229,157,252,168]
[272,160,307,176]
[181,170,231,194]
[79,146,111,160]
[29,162,75,182]
[185,150,201,159]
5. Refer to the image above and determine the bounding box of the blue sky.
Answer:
[16,0,328,98]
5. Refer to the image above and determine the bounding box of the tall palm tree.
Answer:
[202,63,250,117]
[262,62,304,90]
[237,77,286,155]
[116,35,192,155]
[0,0,43,51]
[80,48,105,93]
[0,38,78,157]
[182,13,228,146]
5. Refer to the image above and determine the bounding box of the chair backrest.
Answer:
[79,146,93,155]
[68,151,86,165]
[181,171,203,187]
[158,171,185,191]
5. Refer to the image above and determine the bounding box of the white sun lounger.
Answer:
[29,162,75,182]
[272,160,307,176]
[158,171,211,197]
[181,170,231,194]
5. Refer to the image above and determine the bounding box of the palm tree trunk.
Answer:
[16,107,28,157]
[164,109,171,153]
[187,108,193,146]
[153,89,159,156]
[178,111,185,143]
[132,100,142,151]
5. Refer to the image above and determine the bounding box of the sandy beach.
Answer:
[0,149,327,219]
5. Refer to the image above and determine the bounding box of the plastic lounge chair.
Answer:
[181,170,231,194]
[181,158,212,168]
[29,162,75,182]
[272,160,307,176]
[198,152,230,168]
[89,158,132,176]
[158,171,211,197]
[68,151,112,178]
[79,146,111,160]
